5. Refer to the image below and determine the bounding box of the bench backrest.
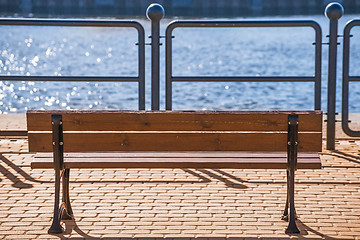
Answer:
[27,110,322,152]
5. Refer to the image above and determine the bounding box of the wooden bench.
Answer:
[27,110,322,234]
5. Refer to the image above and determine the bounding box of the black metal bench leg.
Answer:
[285,115,300,234]
[48,115,65,234]
[282,170,298,222]
[282,170,290,221]
[62,169,74,220]
[285,166,299,234]
[48,169,64,234]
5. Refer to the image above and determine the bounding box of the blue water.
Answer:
[0,14,360,113]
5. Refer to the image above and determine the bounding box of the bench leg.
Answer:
[48,114,67,234]
[285,167,300,234]
[48,169,64,234]
[284,114,300,234]
[282,170,290,221]
[282,170,297,222]
[48,169,73,234]
[62,169,74,220]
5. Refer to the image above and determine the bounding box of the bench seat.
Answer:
[32,152,321,169]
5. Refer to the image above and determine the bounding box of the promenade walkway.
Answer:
[0,114,359,239]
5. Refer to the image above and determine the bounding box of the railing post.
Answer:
[146,3,164,110]
[325,2,343,150]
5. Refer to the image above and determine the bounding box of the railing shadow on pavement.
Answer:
[3,150,360,191]
[330,150,360,165]
[3,151,360,190]
[0,153,54,188]
[0,152,250,189]
[0,153,34,188]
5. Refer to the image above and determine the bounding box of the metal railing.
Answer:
[146,4,165,110]
[324,2,343,150]
[1,2,359,149]
[165,20,322,110]
[0,19,146,110]
[342,19,360,137]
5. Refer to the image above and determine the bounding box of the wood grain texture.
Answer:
[27,110,322,132]
[28,132,322,152]
[35,152,320,158]
[31,152,321,169]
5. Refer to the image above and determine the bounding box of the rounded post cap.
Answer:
[146,3,165,21]
[325,2,344,20]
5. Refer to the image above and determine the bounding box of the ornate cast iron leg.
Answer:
[62,169,74,220]
[285,115,300,234]
[48,168,63,234]
[282,170,290,221]
[48,115,65,234]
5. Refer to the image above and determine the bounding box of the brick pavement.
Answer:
[0,114,360,239]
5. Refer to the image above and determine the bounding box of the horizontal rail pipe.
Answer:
[0,18,146,110]
[0,130,28,136]
[349,76,360,81]
[0,76,140,82]
[342,19,360,137]
[171,76,317,82]
[0,18,143,28]
[165,20,322,110]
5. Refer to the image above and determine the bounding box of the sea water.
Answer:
[0,14,359,113]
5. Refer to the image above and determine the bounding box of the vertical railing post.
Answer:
[146,3,164,110]
[325,2,343,150]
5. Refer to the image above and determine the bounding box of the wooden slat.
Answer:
[28,132,322,152]
[35,151,320,158]
[31,152,321,169]
[26,110,322,132]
